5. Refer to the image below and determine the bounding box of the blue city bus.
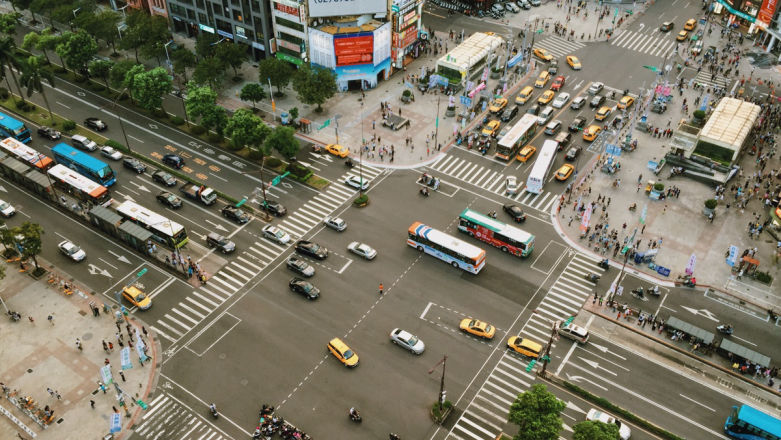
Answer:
[0,111,32,143]
[51,143,116,187]
[724,405,781,440]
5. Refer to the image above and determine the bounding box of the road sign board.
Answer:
[136,268,147,277]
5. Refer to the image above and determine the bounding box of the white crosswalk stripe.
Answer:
[152,164,386,344]
[135,393,229,440]
[692,70,732,90]
[610,30,678,58]
[427,156,561,213]
[446,254,605,440]
[533,35,585,59]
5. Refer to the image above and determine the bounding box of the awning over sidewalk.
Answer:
[664,316,715,344]
[718,338,771,368]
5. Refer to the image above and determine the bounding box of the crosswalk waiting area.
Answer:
[532,35,585,60]
[149,164,386,345]
[446,254,605,440]
[427,155,561,213]
[134,393,228,440]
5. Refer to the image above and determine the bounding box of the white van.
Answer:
[557,322,589,343]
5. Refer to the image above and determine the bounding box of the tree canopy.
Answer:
[54,30,97,73]
[508,384,566,440]
[215,42,245,77]
[258,57,292,96]
[292,64,337,112]
[185,83,227,134]
[224,109,270,153]
[572,420,620,440]
[239,83,265,110]
[192,56,225,90]
[265,125,299,159]
[88,59,113,88]
[171,46,196,84]
[129,67,172,111]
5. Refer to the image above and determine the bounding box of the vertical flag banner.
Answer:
[110,413,122,433]
[639,203,648,224]
[726,245,739,266]
[685,253,697,275]
[135,339,148,363]
[580,203,592,232]
[100,365,114,385]
[120,347,133,370]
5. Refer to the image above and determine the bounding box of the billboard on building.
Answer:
[756,0,778,28]
[334,33,374,66]
[309,28,336,69]
[308,0,386,18]
[373,22,392,66]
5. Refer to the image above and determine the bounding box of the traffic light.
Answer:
[526,360,537,372]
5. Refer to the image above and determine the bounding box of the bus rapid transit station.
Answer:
[435,32,504,86]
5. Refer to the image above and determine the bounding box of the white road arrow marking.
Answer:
[587,342,609,353]
[681,306,720,322]
[638,23,645,32]
[565,373,607,391]
[0,185,6,192]
[108,250,131,264]
[129,181,151,193]
[204,219,228,232]
[88,263,112,278]
[566,401,585,414]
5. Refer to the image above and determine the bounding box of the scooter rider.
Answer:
[350,407,358,417]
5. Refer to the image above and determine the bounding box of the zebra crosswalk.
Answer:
[427,155,561,213]
[446,254,605,440]
[533,35,585,59]
[134,393,230,440]
[609,30,678,58]
[691,69,732,90]
[150,164,386,345]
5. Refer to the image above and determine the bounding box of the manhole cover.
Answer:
[218,353,227,360]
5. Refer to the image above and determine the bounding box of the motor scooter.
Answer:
[349,408,362,423]
[598,259,609,269]
[209,404,218,419]
[585,273,600,283]
[716,324,733,335]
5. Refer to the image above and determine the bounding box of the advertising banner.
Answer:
[274,2,301,20]
[685,253,697,275]
[335,34,374,66]
[580,203,592,232]
[278,39,301,53]
[757,0,777,28]
[308,0,386,18]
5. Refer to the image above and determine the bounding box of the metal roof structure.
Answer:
[436,32,503,73]
[698,97,760,152]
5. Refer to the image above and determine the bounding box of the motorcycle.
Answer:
[628,203,637,212]
[349,408,362,423]
[8,310,21,322]
[598,259,609,269]
[648,285,661,297]
[716,324,734,335]
[683,279,696,287]
[585,273,600,283]
[487,211,497,219]
[419,187,430,197]
[345,158,354,168]
[631,287,647,300]
[209,404,218,419]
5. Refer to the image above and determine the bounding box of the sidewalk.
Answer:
[0,261,159,439]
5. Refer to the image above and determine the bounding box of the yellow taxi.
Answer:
[327,337,359,367]
[515,86,534,105]
[566,55,581,70]
[325,144,349,158]
[482,120,501,137]
[555,163,575,181]
[618,96,635,109]
[677,30,688,41]
[583,125,602,142]
[516,144,536,162]
[684,18,696,31]
[488,98,508,114]
[595,106,612,121]
[538,90,555,105]
[535,71,551,88]
[533,48,553,62]
[122,285,151,310]
[506,336,543,358]
[459,318,496,340]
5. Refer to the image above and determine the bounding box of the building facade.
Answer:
[165,0,273,60]
[124,0,169,17]
[390,0,426,72]
[269,0,309,67]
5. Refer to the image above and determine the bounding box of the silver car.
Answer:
[390,328,425,354]
[347,241,377,260]
[552,92,570,109]
[323,216,347,231]
[262,225,291,245]
[58,240,86,262]
[100,146,123,160]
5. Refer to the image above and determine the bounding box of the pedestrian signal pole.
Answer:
[539,320,558,377]
[428,355,447,411]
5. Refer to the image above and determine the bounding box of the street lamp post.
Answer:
[164,40,175,73]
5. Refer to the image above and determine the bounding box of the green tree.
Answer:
[88,59,113,88]
[215,42,246,78]
[15,222,44,271]
[30,0,58,29]
[130,67,172,111]
[0,12,22,36]
[121,63,145,103]
[22,29,60,65]
[0,36,24,100]
[10,0,33,15]
[171,46,196,83]
[292,64,337,112]
[265,125,299,159]
[77,9,121,54]
[195,33,220,59]
[109,59,135,89]
[239,82,265,110]
[20,55,55,122]
[185,83,227,135]
[258,57,292,96]
[55,30,97,74]
[508,384,566,440]
[120,10,168,63]
[192,56,225,90]
[0,224,15,254]
[224,108,271,153]
[572,420,620,440]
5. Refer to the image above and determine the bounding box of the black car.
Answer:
[287,255,315,277]
[526,104,541,116]
[162,154,185,169]
[84,117,107,131]
[569,117,587,133]
[295,240,328,260]
[221,206,250,224]
[500,106,519,122]
[123,157,147,174]
[259,200,287,217]
[37,126,61,140]
[156,191,183,209]
[590,95,606,108]
[289,278,320,300]
[152,170,177,187]
[503,204,527,223]
[565,146,582,161]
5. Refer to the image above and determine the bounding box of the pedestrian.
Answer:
[99,382,107,394]
[116,332,123,343]
[55,391,61,400]
[47,314,54,325]
[90,400,95,409]
[119,371,126,382]
[142,326,148,337]
[105,358,110,366]
[108,342,114,351]
[75,338,82,351]
[47,387,54,397]
[102,340,108,352]
[139,356,144,367]
[379,283,384,295]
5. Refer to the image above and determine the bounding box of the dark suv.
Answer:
[162,154,185,169]
[206,232,235,253]
[123,157,147,174]
[259,200,287,217]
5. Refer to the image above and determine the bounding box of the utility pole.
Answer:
[359,101,365,195]
[539,321,558,376]
[428,355,448,411]
[434,96,440,153]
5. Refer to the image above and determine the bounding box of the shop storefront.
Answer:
[391,0,425,71]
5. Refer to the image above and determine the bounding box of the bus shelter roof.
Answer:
[719,338,771,368]
[664,316,714,344]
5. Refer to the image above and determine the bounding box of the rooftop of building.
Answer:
[436,32,504,69]
[699,97,760,149]
[315,17,384,34]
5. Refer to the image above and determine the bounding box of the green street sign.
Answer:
[236,197,246,208]
[563,316,574,326]
[643,65,659,72]
[318,119,331,130]
[536,29,543,34]
[136,399,148,410]
[271,171,290,186]
[526,360,537,372]
[136,268,148,277]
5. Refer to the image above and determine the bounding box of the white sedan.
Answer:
[345,175,370,191]
[262,225,291,245]
[323,216,347,231]
[551,92,571,109]
[0,199,15,217]
[586,409,631,440]
[100,146,123,161]
[390,328,425,354]
[58,240,86,262]
[505,176,520,195]
[347,241,377,260]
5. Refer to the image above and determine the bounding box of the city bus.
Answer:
[47,164,112,207]
[457,208,535,257]
[51,143,116,187]
[0,111,32,143]
[115,200,189,249]
[496,113,537,161]
[724,404,781,440]
[525,139,558,194]
[407,221,486,274]
[0,137,53,170]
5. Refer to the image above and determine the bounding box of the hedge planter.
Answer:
[445,105,456,117]
[353,194,369,207]
[703,199,717,216]
[430,401,454,425]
